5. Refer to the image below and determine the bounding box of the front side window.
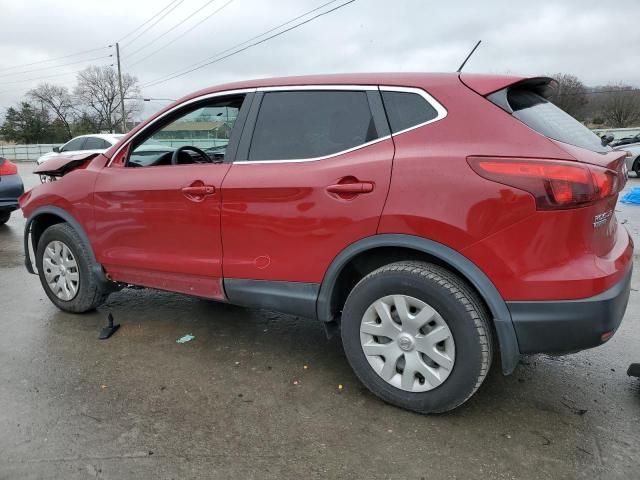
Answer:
[248,90,378,161]
[381,90,439,133]
[61,137,86,152]
[128,95,244,167]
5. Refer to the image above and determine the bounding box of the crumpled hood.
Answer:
[33,151,100,177]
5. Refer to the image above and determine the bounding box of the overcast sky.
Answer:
[1,0,639,119]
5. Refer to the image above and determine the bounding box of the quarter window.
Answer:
[381,90,438,134]
[248,90,378,161]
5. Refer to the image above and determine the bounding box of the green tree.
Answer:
[0,102,67,143]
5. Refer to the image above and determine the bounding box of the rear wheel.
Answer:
[36,223,109,313]
[0,212,10,225]
[341,261,493,414]
[634,158,640,177]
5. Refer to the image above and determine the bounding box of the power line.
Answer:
[142,0,354,89]
[125,0,220,59]
[0,54,113,79]
[0,69,107,96]
[127,0,236,69]
[0,64,113,89]
[0,46,110,73]
[121,0,186,48]
[118,0,182,42]
[141,0,340,85]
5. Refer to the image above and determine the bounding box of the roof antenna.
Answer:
[456,40,482,73]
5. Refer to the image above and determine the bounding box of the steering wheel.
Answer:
[171,145,212,165]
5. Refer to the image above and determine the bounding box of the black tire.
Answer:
[634,158,640,177]
[36,223,109,313]
[341,261,493,414]
[0,212,10,225]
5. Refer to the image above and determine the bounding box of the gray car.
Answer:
[0,157,24,225]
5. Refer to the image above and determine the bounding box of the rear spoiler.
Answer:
[478,77,556,114]
[460,73,556,98]
[33,152,99,178]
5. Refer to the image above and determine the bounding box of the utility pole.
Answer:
[115,42,127,134]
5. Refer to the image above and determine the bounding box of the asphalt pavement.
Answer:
[0,163,638,479]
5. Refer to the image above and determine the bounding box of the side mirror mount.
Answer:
[601,134,614,147]
[53,146,60,153]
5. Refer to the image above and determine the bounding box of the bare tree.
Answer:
[74,66,141,133]
[548,73,587,119]
[27,83,75,140]
[599,84,640,128]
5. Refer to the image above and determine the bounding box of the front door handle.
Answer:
[326,182,374,194]
[182,185,215,195]
[182,182,215,202]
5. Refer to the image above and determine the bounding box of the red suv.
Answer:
[20,73,633,413]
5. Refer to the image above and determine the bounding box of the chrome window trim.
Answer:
[379,86,448,136]
[107,88,257,166]
[239,134,393,164]
[109,84,447,167]
[238,85,447,165]
[256,84,379,92]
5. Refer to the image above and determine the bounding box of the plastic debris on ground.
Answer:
[176,334,195,344]
[620,187,640,204]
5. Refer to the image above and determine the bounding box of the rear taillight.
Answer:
[0,158,18,176]
[467,157,620,210]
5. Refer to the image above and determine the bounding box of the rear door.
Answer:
[220,86,394,289]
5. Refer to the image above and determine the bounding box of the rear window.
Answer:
[508,89,607,153]
[381,91,438,134]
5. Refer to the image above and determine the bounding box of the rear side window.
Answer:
[83,137,106,150]
[248,91,378,161]
[507,89,607,153]
[381,90,438,133]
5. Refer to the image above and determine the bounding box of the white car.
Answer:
[36,134,124,166]
[616,142,640,177]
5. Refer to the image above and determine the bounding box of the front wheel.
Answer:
[36,223,109,313]
[0,212,10,225]
[341,261,493,414]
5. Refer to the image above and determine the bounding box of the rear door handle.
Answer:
[326,182,374,194]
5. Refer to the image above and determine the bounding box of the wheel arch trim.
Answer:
[24,206,108,286]
[317,234,521,374]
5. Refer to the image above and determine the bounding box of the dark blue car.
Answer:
[0,157,24,225]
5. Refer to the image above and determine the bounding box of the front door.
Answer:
[93,93,250,298]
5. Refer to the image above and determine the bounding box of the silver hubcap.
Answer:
[360,295,456,392]
[43,240,79,301]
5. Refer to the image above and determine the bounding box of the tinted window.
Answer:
[248,91,378,161]
[382,91,438,133]
[84,137,106,150]
[61,137,86,152]
[508,89,607,153]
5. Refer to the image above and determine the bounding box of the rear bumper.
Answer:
[507,264,632,354]
[0,174,24,212]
